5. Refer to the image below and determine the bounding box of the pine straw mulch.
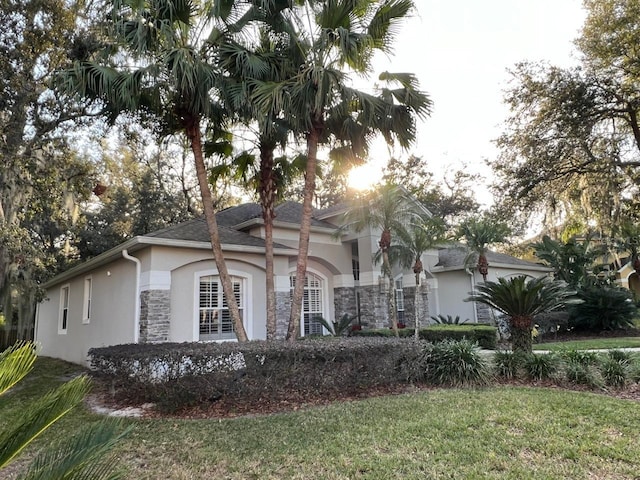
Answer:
[85,376,640,421]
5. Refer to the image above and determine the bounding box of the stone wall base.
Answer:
[139,289,170,343]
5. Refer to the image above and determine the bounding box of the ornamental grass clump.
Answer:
[522,353,560,381]
[422,339,489,387]
[562,350,604,389]
[601,350,631,388]
[492,350,524,379]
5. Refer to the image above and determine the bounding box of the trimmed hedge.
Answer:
[89,338,424,412]
[422,325,497,350]
[353,324,497,349]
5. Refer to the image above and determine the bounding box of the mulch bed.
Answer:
[87,375,640,421]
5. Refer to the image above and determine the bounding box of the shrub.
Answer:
[564,362,604,389]
[430,314,468,325]
[493,351,524,379]
[600,350,631,388]
[534,311,571,337]
[522,353,560,381]
[351,328,414,338]
[420,325,498,350]
[421,339,489,387]
[352,325,498,348]
[569,285,637,331]
[560,349,600,366]
[89,338,425,412]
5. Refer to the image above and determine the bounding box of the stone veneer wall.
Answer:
[275,291,291,339]
[139,290,170,343]
[475,302,492,324]
[402,284,430,328]
[333,287,357,320]
[356,284,389,329]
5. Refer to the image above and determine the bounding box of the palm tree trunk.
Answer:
[510,315,532,354]
[287,118,322,341]
[414,270,421,340]
[186,117,248,342]
[383,250,399,337]
[259,143,277,340]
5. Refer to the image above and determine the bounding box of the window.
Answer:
[199,276,242,341]
[291,273,324,336]
[59,285,70,334]
[351,242,360,281]
[395,278,405,324]
[82,277,92,324]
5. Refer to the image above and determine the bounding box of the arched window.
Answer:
[290,272,325,336]
[199,275,243,341]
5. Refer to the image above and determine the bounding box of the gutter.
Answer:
[122,249,141,343]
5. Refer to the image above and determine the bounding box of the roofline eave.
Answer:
[41,236,296,289]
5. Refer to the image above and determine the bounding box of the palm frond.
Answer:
[17,420,131,480]
[0,375,91,468]
[0,342,37,397]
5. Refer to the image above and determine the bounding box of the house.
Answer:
[34,201,551,364]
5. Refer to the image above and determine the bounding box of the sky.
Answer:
[348,0,587,202]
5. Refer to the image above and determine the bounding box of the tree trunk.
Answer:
[383,249,399,337]
[414,267,422,340]
[510,315,532,354]
[259,142,277,340]
[287,117,322,341]
[477,253,489,282]
[186,117,248,342]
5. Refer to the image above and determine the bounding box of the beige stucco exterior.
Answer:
[35,205,552,365]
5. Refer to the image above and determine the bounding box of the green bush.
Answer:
[601,351,631,388]
[352,325,497,349]
[570,285,637,331]
[493,351,524,379]
[351,328,414,338]
[420,339,489,387]
[564,362,604,389]
[420,325,498,350]
[522,353,560,381]
[89,338,424,412]
[560,349,600,366]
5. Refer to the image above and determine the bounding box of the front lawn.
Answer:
[4,358,640,479]
[533,336,640,351]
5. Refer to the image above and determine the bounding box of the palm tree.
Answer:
[211,14,305,340]
[58,0,249,340]
[251,0,431,340]
[341,184,420,335]
[466,275,579,353]
[387,216,447,338]
[0,342,128,478]
[456,216,511,282]
[531,234,601,288]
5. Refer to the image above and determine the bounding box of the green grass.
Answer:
[4,358,640,479]
[533,337,640,351]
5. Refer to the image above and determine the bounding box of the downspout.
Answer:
[122,249,141,343]
[469,270,479,323]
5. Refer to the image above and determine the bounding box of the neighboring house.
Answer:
[35,201,551,364]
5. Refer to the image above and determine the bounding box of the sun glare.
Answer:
[347,165,377,191]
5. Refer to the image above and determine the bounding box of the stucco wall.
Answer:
[35,258,137,365]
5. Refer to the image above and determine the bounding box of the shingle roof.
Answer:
[436,246,549,270]
[143,201,338,248]
[216,203,263,227]
[274,201,338,228]
[145,216,272,247]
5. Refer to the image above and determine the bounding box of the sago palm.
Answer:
[466,275,579,353]
[250,0,431,340]
[0,342,128,479]
[58,0,249,340]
